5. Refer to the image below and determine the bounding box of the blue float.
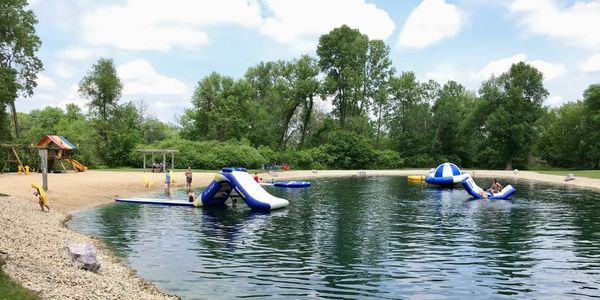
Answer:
[425,163,468,187]
[461,175,516,200]
[273,181,311,188]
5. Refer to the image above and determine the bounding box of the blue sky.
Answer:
[17,0,600,122]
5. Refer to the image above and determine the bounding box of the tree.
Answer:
[79,58,126,165]
[294,55,320,147]
[0,67,18,140]
[79,58,123,122]
[535,103,586,168]
[388,72,435,162]
[430,81,475,164]
[582,84,600,168]
[317,25,369,128]
[0,0,43,138]
[479,62,548,169]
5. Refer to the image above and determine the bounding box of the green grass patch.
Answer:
[535,170,600,179]
[0,265,39,300]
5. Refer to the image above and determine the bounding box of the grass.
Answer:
[534,170,600,179]
[0,262,39,300]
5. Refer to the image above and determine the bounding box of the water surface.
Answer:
[69,176,600,299]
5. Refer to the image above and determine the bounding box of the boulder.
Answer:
[67,244,101,272]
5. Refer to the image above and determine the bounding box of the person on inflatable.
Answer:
[32,183,50,212]
[487,179,503,195]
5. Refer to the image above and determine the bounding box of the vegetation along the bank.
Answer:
[2,2,600,172]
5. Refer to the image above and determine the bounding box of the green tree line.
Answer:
[1,3,599,171]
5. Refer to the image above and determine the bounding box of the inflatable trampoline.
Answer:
[461,175,516,200]
[425,163,468,187]
[273,181,311,188]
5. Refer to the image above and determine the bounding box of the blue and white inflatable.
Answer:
[461,175,516,200]
[199,167,289,210]
[425,163,468,187]
[273,181,311,188]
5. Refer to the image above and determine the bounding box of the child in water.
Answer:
[188,191,196,203]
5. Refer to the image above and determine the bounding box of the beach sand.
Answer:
[1,168,599,299]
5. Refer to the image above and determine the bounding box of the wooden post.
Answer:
[11,146,25,174]
[39,149,48,191]
[143,153,146,171]
[162,153,166,172]
[171,152,174,170]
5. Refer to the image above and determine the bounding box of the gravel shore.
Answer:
[0,195,179,300]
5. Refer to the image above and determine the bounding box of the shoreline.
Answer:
[1,169,599,299]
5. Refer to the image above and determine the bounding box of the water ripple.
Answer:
[69,176,600,299]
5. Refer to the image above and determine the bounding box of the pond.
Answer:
[68,176,600,299]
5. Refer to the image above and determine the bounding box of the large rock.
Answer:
[67,244,101,272]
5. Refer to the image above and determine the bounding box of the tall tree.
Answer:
[79,58,122,122]
[479,62,548,169]
[317,25,369,128]
[582,84,600,168]
[294,55,321,147]
[78,58,126,165]
[388,72,435,163]
[536,103,586,168]
[431,81,474,164]
[0,0,43,138]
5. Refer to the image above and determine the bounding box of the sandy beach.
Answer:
[1,168,599,299]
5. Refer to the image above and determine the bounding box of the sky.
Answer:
[16,0,600,123]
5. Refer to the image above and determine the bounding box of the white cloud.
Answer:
[421,63,463,84]
[116,59,188,96]
[510,0,600,51]
[398,0,466,49]
[260,0,394,49]
[581,53,600,73]
[82,0,262,51]
[547,95,563,105]
[54,64,75,78]
[59,47,94,61]
[476,53,566,81]
[36,73,56,90]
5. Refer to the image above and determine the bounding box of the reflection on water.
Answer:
[69,177,600,299]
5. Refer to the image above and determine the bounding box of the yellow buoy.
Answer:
[407,175,425,182]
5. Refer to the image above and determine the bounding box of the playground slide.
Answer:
[69,159,88,172]
[201,168,289,210]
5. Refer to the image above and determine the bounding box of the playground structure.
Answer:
[34,135,87,172]
[1,144,31,174]
[137,149,178,172]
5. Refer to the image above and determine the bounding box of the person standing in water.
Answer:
[165,167,171,196]
[185,167,193,192]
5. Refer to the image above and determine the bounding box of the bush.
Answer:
[372,150,404,169]
[132,138,267,170]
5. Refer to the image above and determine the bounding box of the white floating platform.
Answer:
[115,197,196,207]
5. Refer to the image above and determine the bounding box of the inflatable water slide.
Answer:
[198,167,289,210]
[116,167,289,210]
[461,175,516,200]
